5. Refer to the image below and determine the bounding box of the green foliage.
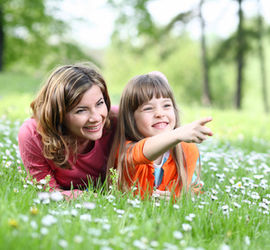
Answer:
[0,0,95,73]
[105,35,203,105]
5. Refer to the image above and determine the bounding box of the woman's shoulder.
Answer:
[18,118,39,140]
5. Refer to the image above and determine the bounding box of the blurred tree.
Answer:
[0,0,63,71]
[0,5,4,70]
[212,0,259,110]
[199,0,211,106]
[235,0,245,109]
[0,0,94,72]
[257,0,269,113]
[106,0,213,104]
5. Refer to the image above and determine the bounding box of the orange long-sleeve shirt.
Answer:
[123,138,200,198]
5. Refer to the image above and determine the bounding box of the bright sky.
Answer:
[56,0,270,49]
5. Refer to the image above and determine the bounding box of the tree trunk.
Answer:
[257,0,269,113]
[235,0,244,109]
[0,6,4,71]
[199,0,211,106]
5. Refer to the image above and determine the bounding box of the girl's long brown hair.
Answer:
[31,62,111,169]
[107,72,189,194]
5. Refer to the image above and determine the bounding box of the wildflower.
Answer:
[40,227,49,235]
[59,239,68,248]
[8,219,18,228]
[19,215,29,222]
[163,242,178,250]
[114,208,125,215]
[80,214,92,221]
[254,175,264,180]
[220,243,230,250]
[74,235,83,243]
[250,192,260,200]
[233,202,241,208]
[185,214,195,222]
[263,198,270,204]
[103,224,111,231]
[173,204,180,209]
[88,228,101,236]
[259,202,269,210]
[30,207,39,215]
[222,205,229,211]
[244,236,250,246]
[50,192,64,202]
[133,239,147,249]
[182,223,192,231]
[127,199,141,208]
[83,202,96,210]
[173,231,183,239]
[106,195,115,203]
[30,220,38,229]
[41,215,57,226]
[75,203,82,209]
[39,179,47,185]
[211,189,218,194]
[150,241,159,247]
[211,195,218,200]
[71,209,78,217]
[154,202,160,207]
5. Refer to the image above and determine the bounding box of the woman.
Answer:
[18,63,117,198]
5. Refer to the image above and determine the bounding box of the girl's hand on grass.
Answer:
[178,117,213,144]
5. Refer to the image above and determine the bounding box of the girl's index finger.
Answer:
[199,117,213,126]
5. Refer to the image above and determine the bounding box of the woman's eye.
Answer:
[97,100,105,106]
[75,109,85,114]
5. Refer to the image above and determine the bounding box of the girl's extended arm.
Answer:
[143,117,213,161]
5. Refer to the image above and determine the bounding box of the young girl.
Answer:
[107,71,212,198]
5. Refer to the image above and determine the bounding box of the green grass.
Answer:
[0,72,41,120]
[0,72,270,250]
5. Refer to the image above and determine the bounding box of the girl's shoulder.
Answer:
[180,142,199,158]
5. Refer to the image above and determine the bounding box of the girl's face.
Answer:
[64,85,108,144]
[134,97,176,138]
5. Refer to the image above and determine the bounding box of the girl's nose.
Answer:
[154,107,165,117]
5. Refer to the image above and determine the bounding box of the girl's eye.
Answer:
[142,106,152,111]
[164,103,172,108]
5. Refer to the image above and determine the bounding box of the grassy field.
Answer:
[0,72,269,250]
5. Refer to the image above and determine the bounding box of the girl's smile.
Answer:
[134,97,176,138]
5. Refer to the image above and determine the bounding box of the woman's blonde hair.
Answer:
[107,72,188,193]
[31,62,111,169]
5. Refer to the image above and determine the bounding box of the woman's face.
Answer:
[64,85,108,144]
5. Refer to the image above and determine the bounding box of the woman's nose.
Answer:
[88,110,100,123]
